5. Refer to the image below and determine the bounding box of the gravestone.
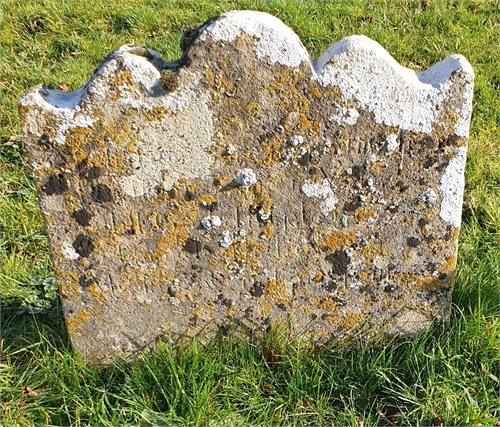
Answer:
[19,11,474,363]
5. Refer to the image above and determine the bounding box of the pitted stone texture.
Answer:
[19,10,473,363]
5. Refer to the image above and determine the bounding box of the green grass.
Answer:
[1,0,499,425]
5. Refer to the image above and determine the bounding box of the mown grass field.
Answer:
[1,0,499,425]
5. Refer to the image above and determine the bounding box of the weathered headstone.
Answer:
[19,11,473,363]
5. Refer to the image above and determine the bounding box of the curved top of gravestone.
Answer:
[23,10,473,137]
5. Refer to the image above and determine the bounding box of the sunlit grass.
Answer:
[1,0,499,425]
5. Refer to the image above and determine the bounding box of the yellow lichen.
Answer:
[319,296,338,312]
[89,283,108,303]
[318,230,356,251]
[260,223,274,239]
[64,194,81,213]
[142,106,170,121]
[194,305,216,320]
[313,271,324,282]
[198,194,216,207]
[226,304,240,317]
[66,310,92,333]
[360,244,390,264]
[246,102,263,117]
[438,254,457,274]
[224,238,264,272]
[355,206,376,222]
[342,312,363,329]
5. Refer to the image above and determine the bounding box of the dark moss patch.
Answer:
[42,174,68,195]
[351,164,365,178]
[36,133,51,148]
[344,201,361,213]
[91,184,113,203]
[183,238,201,254]
[322,281,338,293]
[326,250,350,276]
[73,234,95,257]
[87,167,103,180]
[79,274,96,288]
[161,70,179,92]
[407,237,421,247]
[250,281,265,297]
[72,208,92,227]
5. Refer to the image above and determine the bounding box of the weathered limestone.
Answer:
[19,11,474,363]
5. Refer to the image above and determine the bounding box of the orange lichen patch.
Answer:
[101,121,132,147]
[66,310,92,333]
[55,268,80,298]
[342,312,363,330]
[360,243,390,264]
[309,82,322,98]
[224,238,264,272]
[197,194,216,207]
[214,174,229,188]
[18,103,34,120]
[109,213,146,240]
[89,283,108,302]
[42,213,55,224]
[64,195,81,214]
[260,223,274,239]
[449,227,460,244]
[142,106,171,121]
[403,216,414,227]
[313,271,323,282]
[64,126,94,164]
[32,166,61,178]
[226,304,240,317]
[209,258,217,266]
[166,201,198,229]
[400,271,454,292]
[308,294,320,307]
[236,183,273,214]
[319,296,339,312]
[111,71,134,91]
[152,267,175,287]
[403,250,413,262]
[204,70,214,85]
[246,102,263,117]
[354,206,376,222]
[293,285,307,298]
[147,212,164,230]
[258,133,286,167]
[298,113,321,136]
[194,305,216,320]
[438,254,457,274]
[267,68,303,109]
[425,209,438,221]
[358,270,371,284]
[264,279,291,302]
[318,230,356,251]
[428,239,445,255]
[154,229,189,262]
[421,224,433,237]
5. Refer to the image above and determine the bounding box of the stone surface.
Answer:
[19,10,474,363]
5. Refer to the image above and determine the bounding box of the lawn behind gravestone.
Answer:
[1,1,499,425]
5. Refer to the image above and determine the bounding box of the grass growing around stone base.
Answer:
[1,0,499,425]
